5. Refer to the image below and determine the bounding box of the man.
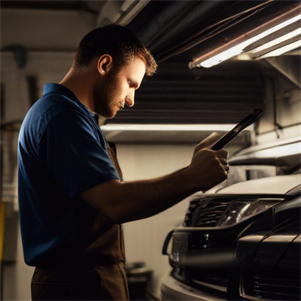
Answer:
[18,25,229,300]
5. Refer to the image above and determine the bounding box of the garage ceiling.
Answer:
[1,0,300,144]
[0,1,103,13]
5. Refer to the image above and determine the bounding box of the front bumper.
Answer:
[161,276,226,301]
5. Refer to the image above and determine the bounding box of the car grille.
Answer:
[183,199,199,226]
[242,269,301,300]
[190,269,228,292]
[183,198,231,227]
[172,269,228,294]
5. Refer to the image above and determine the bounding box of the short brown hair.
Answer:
[73,24,157,76]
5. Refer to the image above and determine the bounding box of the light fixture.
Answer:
[101,124,254,132]
[189,4,301,68]
[248,27,301,54]
[200,14,301,68]
[257,39,301,58]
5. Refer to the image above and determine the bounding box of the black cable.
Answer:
[156,0,275,62]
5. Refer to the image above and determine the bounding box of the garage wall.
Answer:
[0,7,95,122]
[257,63,301,143]
[1,8,95,51]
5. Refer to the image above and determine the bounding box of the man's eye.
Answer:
[128,79,138,89]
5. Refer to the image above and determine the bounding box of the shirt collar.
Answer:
[43,83,106,148]
[43,83,97,117]
[43,83,78,101]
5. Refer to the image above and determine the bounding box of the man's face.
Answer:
[93,57,146,118]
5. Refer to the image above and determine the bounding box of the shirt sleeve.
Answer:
[39,109,120,199]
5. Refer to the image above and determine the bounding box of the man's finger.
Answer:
[214,149,228,158]
[224,165,230,173]
[219,158,228,166]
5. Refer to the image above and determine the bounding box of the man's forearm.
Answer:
[115,166,193,223]
[81,166,195,224]
[80,149,229,224]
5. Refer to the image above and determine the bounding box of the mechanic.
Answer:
[18,24,229,300]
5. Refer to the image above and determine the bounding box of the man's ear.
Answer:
[97,55,113,75]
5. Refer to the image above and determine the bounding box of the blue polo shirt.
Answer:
[18,83,120,266]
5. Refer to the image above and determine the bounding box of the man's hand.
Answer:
[193,132,224,155]
[186,148,229,192]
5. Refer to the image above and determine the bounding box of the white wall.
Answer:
[0,7,95,121]
[1,52,75,123]
[1,53,31,123]
[257,66,301,142]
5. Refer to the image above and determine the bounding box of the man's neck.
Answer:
[60,67,95,112]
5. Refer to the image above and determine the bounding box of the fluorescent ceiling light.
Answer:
[101,124,253,132]
[249,27,301,53]
[258,39,301,58]
[253,142,301,158]
[198,12,301,68]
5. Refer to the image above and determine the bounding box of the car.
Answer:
[161,152,301,301]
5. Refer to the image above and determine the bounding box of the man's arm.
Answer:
[80,149,229,224]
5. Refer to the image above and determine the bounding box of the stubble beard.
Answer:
[93,72,118,119]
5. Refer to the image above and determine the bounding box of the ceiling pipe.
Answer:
[117,0,151,26]
[147,1,225,52]
[96,0,150,27]
[152,0,275,62]
[156,8,257,63]
[136,1,200,47]
[96,0,123,27]
[129,1,271,61]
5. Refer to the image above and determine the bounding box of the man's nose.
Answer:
[125,90,135,107]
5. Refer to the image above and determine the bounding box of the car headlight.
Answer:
[217,199,282,226]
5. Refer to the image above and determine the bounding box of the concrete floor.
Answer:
[3,223,34,301]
